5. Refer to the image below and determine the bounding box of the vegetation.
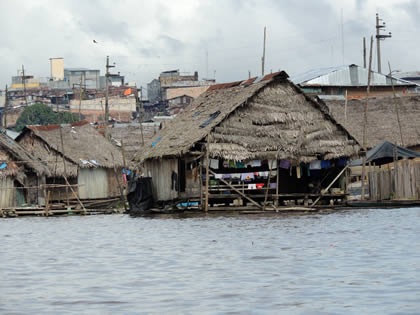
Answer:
[15,103,79,131]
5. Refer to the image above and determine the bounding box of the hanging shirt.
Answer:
[256,183,264,189]
[310,160,322,170]
[251,160,261,167]
[268,160,277,169]
[259,171,269,178]
[235,161,245,168]
[296,166,301,179]
[248,184,257,189]
[210,159,219,169]
[321,160,332,169]
[279,160,291,169]
[241,173,255,181]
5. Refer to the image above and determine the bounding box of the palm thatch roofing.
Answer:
[322,95,420,149]
[0,131,50,179]
[110,123,161,160]
[16,121,124,177]
[134,72,360,163]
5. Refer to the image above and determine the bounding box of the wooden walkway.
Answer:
[0,198,125,218]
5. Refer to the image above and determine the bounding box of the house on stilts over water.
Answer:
[133,71,361,211]
[16,121,124,203]
[0,131,50,208]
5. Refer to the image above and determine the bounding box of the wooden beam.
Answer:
[208,169,263,210]
[312,165,350,206]
[205,135,210,213]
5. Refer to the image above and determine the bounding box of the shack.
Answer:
[17,121,124,202]
[134,72,361,209]
[0,131,50,208]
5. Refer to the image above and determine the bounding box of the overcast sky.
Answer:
[1,0,419,92]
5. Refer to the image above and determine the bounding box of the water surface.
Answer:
[1,208,420,314]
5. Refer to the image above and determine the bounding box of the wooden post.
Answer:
[262,159,274,211]
[3,85,8,128]
[393,146,398,199]
[388,61,404,147]
[44,190,51,216]
[312,165,350,206]
[275,159,279,206]
[79,73,83,120]
[361,36,374,200]
[344,89,348,127]
[205,135,210,212]
[199,158,203,210]
[57,103,70,207]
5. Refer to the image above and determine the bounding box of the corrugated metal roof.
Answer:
[291,64,416,87]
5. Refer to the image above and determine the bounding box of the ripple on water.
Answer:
[1,209,420,314]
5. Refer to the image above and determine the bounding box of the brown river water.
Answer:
[1,208,420,314]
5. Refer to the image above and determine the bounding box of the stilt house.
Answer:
[0,132,50,208]
[17,121,124,201]
[134,72,361,208]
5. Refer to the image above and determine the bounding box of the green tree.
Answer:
[15,103,80,131]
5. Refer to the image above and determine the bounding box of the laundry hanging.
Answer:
[210,159,219,169]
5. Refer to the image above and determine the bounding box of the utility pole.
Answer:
[361,36,374,201]
[104,55,115,141]
[261,26,266,76]
[21,65,28,107]
[375,13,392,73]
[363,37,367,68]
[388,61,404,147]
[79,73,83,121]
[3,85,8,128]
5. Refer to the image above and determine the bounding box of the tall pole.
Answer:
[79,73,83,121]
[104,56,114,141]
[361,36,374,200]
[261,26,266,76]
[3,85,8,128]
[376,13,392,73]
[388,61,404,147]
[21,65,28,107]
[363,37,367,68]
[341,8,344,64]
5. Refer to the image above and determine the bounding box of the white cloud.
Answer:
[0,0,418,90]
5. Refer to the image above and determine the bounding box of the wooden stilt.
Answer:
[199,158,203,210]
[205,135,210,213]
[263,159,274,212]
[312,165,350,206]
[44,190,51,216]
[361,36,374,200]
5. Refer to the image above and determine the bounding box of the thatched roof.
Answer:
[17,121,123,177]
[110,123,160,160]
[322,95,420,149]
[135,72,360,163]
[0,131,50,179]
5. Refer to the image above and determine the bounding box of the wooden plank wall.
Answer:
[368,159,420,200]
[143,159,178,201]
[0,177,16,208]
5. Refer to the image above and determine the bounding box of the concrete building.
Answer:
[69,95,136,123]
[64,68,101,89]
[147,79,162,102]
[50,57,64,81]
[159,70,199,100]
